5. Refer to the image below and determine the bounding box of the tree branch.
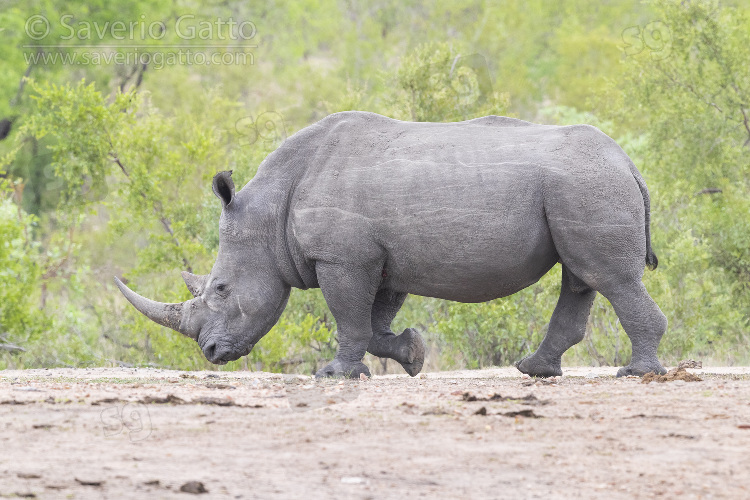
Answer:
[734,93,750,146]
[0,334,26,354]
[108,150,193,273]
[11,61,34,107]
[0,342,26,353]
[695,187,723,195]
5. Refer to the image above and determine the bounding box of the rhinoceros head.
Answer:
[115,171,290,364]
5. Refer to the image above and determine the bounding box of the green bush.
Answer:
[0,158,51,366]
[1,0,748,371]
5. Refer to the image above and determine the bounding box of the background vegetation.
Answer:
[1,0,747,373]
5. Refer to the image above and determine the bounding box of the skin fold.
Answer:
[116,111,667,378]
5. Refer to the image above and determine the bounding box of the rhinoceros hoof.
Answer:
[315,359,371,379]
[515,353,563,378]
[397,328,425,377]
[617,360,667,378]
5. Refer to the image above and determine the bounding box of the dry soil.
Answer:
[1,366,750,499]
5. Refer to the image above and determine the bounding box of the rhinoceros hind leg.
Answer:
[368,290,426,376]
[603,281,667,378]
[516,266,596,378]
[616,363,667,377]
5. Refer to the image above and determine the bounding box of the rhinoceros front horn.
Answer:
[114,277,192,336]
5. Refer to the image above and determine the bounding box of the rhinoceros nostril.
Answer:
[203,341,217,361]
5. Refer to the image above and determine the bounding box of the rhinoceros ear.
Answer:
[212,170,235,208]
[181,271,209,297]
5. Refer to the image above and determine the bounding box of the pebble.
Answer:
[341,476,367,485]
[179,481,208,494]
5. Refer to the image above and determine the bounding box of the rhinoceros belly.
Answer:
[292,155,558,303]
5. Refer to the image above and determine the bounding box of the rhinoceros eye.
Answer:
[216,284,227,293]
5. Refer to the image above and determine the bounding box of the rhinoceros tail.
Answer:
[629,163,658,271]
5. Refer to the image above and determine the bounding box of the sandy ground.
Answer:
[1,365,750,499]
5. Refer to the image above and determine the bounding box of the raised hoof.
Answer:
[397,328,426,377]
[617,361,667,378]
[515,353,562,378]
[315,359,371,379]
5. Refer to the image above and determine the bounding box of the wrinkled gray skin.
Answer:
[116,111,668,378]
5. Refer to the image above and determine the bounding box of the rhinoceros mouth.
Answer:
[206,346,254,365]
[199,330,256,364]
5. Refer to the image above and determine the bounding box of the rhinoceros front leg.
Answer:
[314,262,380,379]
[368,289,425,376]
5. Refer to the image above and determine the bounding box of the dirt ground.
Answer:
[1,365,750,499]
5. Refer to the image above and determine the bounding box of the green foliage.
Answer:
[434,267,560,369]
[600,0,750,363]
[249,306,335,374]
[0,164,49,361]
[1,0,748,371]
[394,41,510,122]
[12,78,337,372]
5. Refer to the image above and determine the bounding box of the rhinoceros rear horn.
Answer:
[181,271,208,297]
[114,277,188,334]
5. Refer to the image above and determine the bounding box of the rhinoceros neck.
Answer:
[234,149,311,290]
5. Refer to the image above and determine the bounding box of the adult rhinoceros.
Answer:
[115,111,667,378]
